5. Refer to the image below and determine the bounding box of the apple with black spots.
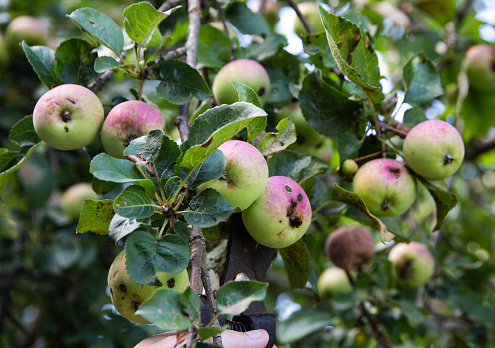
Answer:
[242,176,312,249]
[353,158,416,217]
[33,84,105,151]
[325,226,375,271]
[462,44,495,92]
[108,250,189,324]
[388,241,435,287]
[100,100,166,159]
[318,266,353,297]
[212,59,270,106]
[403,119,465,180]
[61,182,100,220]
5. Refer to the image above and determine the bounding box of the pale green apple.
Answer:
[403,119,464,180]
[462,44,495,91]
[341,159,358,178]
[325,226,375,271]
[108,250,189,324]
[388,241,434,287]
[61,182,100,220]
[317,266,353,297]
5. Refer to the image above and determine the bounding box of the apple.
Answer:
[462,44,495,91]
[5,15,48,49]
[108,250,189,324]
[242,176,312,249]
[325,226,375,271]
[353,158,416,217]
[341,159,358,178]
[198,140,269,211]
[388,241,435,287]
[293,2,325,36]
[212,59,270,106]
[317,266,353,297]
[61,182,100,220]
[403,119,465,180]
[100,100,166,159]
[33,84,105,151]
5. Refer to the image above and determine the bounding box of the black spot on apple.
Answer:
[389,166,401,178]
[381,199,390,212]
[398,258,413,280]
[66,98,76,104]
[297,194,303,202]
[167,278,176,288]
[258,87,266,97]
[285,185,292,193]
[60,110,71,122]
[64,126,69,132]
[119,283,127,293]
[443,154,454,165]
[289,216,303,228]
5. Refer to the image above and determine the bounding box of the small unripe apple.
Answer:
[33,84,105,151]
[325,226,375,271]
[353,158,416,217]
[341,159,358,178]
[462,44,495,91]
[61,182,100,219]
[242,176,312,249]
[403,119,465,180]
[100,100,166,159]
[212,59,270,105]
[5,15,48,49]
[388,241,435,287]
[317,266,353,297]
[198,140,269,211]
[293,2,325,36]
[108,250,189,324]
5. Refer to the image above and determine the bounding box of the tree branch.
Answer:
[287,0,314,35]
[158,0,184,12]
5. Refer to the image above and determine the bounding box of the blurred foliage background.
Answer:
[1,0,495,347]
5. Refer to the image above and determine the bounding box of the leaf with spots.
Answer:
[258,118,297,156]
[113,185,156,219]
[180,287,202,322]
[136,288,190,330]
[76,199,115,235]
[279,238,311,290]
[182,188,235,228]
[420,179,458,231]
[216,280,268,315]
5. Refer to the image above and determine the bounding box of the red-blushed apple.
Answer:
[5,15,48,48]
[388,241,435,287]
[293,2,325,35]
[108,250,189,324]
[403,119,465,180]
[353,158,416,217]
[198,140,269,211]
[61,182,100,220]
[317,266,353,297]
[462,44,495,91]
[242,176,312,249]
[33,84,105,151]
[325,226,375,271]
[212,59,270,106]
[100,100,166,159]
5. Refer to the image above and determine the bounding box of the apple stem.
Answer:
[443,154,454,165]
[60,110,71,122]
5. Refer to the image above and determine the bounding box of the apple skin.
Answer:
[462,44,495,92]
[317,266,353,297]
[293,2,325,36]
[242,176,312,249]
[0,35,9,70]
[403,120,465,180]
[212,59,270,106]
[198,140,269,211]
[388,241,435,287]
[100,100,166,159]
[61,182,100,219]
[325,226,374,271]
[33,84,105,151]
[5,15,48,49]
[108,250,189,324]
[353,158,416,217]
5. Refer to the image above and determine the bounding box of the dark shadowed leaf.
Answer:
[9,115,41,147]
[280,239,311,290]
[403,53,443,107]
[54,38,98,85]
[224,2,270,35]
[180,287,201,321]
[420,179,458,231]
[267,149,329,183]
[182,189,234,228]
[113,185,155,219]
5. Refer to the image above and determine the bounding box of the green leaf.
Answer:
[248,33,288,62]
[420,179,458,231]
[336,133,360,165]
[113,185,155,219]
[197,25,231,69]
[403,107,428,127]
[231,81,266,141]
[155,59,212,105]
[136,288,190,330]
[180,287,202,321]
[123,2,179,46]
[403,53,443,107]
[196,326,228,341]
[170,221,189,242]
[182,189,234,228]
[302,32,336,69]
[224,2,270,35]
[125,230,189,284]
[181,102,267,170]
[319,7,384,103]
[108,214,148,242]
[277,308,334,344]
[94,56,122,73]
[182,149,226,190]
[267,149,329,183]
[258,118,297,156]
[460,88,495,138]
[9,115,41,147]
[54,38,98,85]
[22,42,60,88]
[279,239,311,290]
[216,280,268,315]
[299,70,361,137]
[68,7,124,55]
[164,176,182,201]
[90,153,148,183]
[76,199,114,235]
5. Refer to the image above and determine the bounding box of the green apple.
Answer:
[462,44,495,91]
[341,159,358,178]
[353,158,416,217]
[108,250,189,324]
[5,15,48,49]
[61,182,100,220]
[317,266,353,297]
[198,140,268,211]
[293,2,325,36]
[100,100,166,159]
[325,226,375,271]
[212,59,270,105]
[33,84,105,151]
[403,119,465,180]
[242,175,312,249]
[388,241,435,287]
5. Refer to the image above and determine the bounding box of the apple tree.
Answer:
[1,0,495,347]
